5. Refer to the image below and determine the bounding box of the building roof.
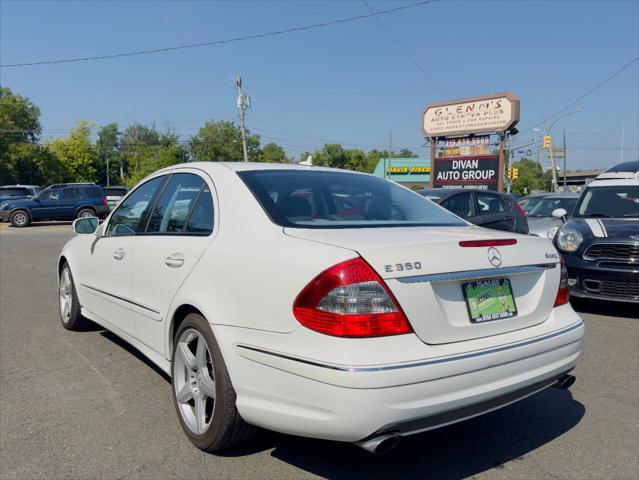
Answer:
[372,157,430,183]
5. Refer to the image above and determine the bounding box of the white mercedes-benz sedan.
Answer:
[58,162,584,454]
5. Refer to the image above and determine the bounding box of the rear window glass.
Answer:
[0,188,30,196]
[238,170,464,229]
[477,193,506,214]
[85,186,103,198]
[104,188,128,196]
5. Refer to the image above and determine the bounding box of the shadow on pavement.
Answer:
[570,297,639,318]
[220,388,585,480]
[100,330,171,382]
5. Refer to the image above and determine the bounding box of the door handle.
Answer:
[113,248,125,260]
[165,253,185,268]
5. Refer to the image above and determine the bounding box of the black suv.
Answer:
[0,183,108,227]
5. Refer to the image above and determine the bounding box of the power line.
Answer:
[361,0,447,98]
[1,1,436,68]
[515,56,639,137]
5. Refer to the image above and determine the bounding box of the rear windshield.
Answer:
[0,187,30,197]
[104,188,128,196]
[575,186,639,218]
[238,170,465,228]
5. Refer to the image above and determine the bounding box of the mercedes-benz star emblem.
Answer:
[487,247,502,267]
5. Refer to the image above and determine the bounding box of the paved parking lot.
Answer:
[1,222,637,480]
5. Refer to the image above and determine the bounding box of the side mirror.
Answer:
[552,208,568,223]
[73,216,99,235]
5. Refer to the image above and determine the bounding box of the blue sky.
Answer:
[1,0,637,169]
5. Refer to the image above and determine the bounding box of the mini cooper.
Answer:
[58,163,584,454]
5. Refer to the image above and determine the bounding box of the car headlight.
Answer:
[547,226,560,239]
[556,227,582,252]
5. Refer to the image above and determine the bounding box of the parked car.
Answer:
[58,163,583,453]
[0,183,108,227]
[0,185,40,205]
[527,193,580,237]
[418,188,529,234]
[517,193,550,214]
[103,186,129,211]
[553,161,639,303]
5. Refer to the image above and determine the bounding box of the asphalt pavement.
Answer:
[0,222,637,480]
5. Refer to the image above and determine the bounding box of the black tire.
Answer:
[58,263,89,331]
[9,209,31,228]
[171,313,255,452]
[76,208,96,219]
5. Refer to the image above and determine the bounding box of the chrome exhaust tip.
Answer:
[554,374,576,390]
[355,434,400,455]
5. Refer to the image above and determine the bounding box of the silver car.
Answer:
[526,192,580,237]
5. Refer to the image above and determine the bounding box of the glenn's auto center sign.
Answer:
[433,155,499,191]
[422,92,519,192]
[422,92,520,137]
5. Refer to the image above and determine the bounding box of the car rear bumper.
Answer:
[214,306,584,442]
[564,253,639,303]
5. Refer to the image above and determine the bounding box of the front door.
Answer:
[129,172,215,356]
[81,175,167,338]
[31,188,62,218]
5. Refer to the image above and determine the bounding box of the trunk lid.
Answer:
[285,226,561,344]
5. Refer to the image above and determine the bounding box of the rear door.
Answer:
[129,171,216,355]
[58,187,80,218]
[475,192,514,232]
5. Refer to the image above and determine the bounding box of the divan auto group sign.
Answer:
[433,155,499,191]
[422,92,520,138]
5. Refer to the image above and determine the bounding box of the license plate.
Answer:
[462,278,517,323]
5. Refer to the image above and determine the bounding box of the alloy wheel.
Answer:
[59,268,72,323]
[173,328,216,435]
[13,213,27,226]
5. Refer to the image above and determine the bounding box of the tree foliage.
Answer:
[510,158,553,195]
[260,142,288,163]
[190,120,260,163]
[48,121,97,182]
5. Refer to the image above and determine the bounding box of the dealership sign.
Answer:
[432,155,499,191]
[422,92,520,138]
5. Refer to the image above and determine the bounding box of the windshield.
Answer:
[575,186,639,218]
[239,170,465,228]
[519,196,546,214]
[528,197,578,217]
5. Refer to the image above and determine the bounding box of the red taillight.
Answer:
[459,239,517,247]
[554,257,570,307]
[293,258,413,338]
[102,196,107,207]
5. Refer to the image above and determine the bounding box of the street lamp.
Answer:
[545,107,582,192]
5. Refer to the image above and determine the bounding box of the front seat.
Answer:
[281,196,312,219]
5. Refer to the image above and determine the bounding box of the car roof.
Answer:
[157,161,371,178]
[0,184,39,188]
[539,192,580,198]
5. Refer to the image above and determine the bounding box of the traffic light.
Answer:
[506,168,512,179]
[543,135,551,149]
[512,167,519,180]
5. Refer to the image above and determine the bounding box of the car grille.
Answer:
[599,281,639,299]
[583,243,639,261]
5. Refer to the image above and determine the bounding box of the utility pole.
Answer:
[388,130,393,179]
[620,118,626,162]
[235,76,250,162]
[563,130,567,191]
[545,118,558,192]
[106,153,110,187]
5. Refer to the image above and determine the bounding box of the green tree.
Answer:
[48,121,97,183]
[190,120,260,162]
[260,142,287,163]
[398,148,417,157]
[95,123,121,186]
[510,158,552,195]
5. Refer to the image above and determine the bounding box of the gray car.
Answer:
[526,192,580,237]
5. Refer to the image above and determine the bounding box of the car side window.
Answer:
[146,174,206,233]
[441,192,473,218]
[107,176,166,236]
[185,186,214,234]
[42,189,61,201]
[476,193,506,215]
[62,188,79,200]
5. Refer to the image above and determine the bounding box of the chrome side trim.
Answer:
[81,283,161,315]
[236,321,584,373]
[396,263,556,284]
